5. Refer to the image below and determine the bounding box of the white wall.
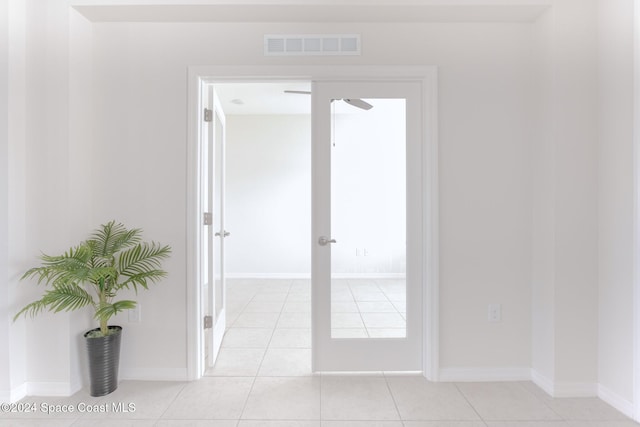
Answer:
[597,0,636,413]
[6,0,629,397]
[0,0,11,402]
[225,114,311,277]
[530,0,600,397]
[91,18,536,378]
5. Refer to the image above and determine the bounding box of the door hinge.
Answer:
[204,315,213,329]
[203,212,212,225]
[204,108,213,122]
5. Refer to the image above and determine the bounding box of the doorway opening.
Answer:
[186,66,439,382]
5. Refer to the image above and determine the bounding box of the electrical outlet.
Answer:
[363,248,369,256]
[488,304,502,322]
[356,248,361,256]
[128,304,141,323]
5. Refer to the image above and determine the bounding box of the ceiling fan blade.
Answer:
[284,90,312,95]
[343,98,373,110]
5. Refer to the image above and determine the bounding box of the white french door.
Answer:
[200,84,228,370]
[311,79,424,371]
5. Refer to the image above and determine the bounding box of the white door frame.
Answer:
[186,65,440,381]
[634,0,640,421]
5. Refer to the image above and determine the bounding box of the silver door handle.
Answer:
[318,236,337,246]
[215,230,230,237]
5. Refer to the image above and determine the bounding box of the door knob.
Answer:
[318,236,337,246]
[215,230,231,237]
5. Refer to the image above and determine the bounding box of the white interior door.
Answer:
[201,84,228,370]
[311,79,424,371]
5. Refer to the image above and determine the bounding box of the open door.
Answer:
[311,79,424,371]
[200,84,228,371]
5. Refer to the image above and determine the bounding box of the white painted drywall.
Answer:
[90,18,537,375]
[225,114,311,277]
[597,0,635,408]
[5,0,625,393]
[0,0,10,402]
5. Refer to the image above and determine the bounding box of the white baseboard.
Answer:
[531,369,598,398]
[26,381,81,397]
[9,383,27,402]
[439,367,531,382]
[553,381,598,398]
[598,384,634,418]
[119,367,188,382]
[531,369,555,395]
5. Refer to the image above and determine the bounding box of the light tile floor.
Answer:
[2,279,638,426]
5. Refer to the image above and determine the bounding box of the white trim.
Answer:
[186,65,439,382]
[600,383,635,419]
[634,0,640,421]
[423,66,440,382]
[552,382,598,398]
[24,381,81,397]
[531,369,555,396]
[439,367,531,383]
[119,368,189,382]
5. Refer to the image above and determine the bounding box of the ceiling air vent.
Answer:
[264,34,361,56]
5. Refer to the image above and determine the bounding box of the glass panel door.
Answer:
[312,80,423,372]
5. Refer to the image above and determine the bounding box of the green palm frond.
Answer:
[90,221,142,258]
[116,243,171,292]
[21,244,93,286]
[13,282,95,321]
[95,300,137,323]
[15,221,171,337]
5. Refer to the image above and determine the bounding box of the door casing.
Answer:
[186,65,439,381]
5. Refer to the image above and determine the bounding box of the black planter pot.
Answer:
[84,325,122,397]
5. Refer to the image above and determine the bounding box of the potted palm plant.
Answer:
[14,221,171,396]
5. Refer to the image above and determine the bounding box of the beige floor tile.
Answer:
[322,422,403,427]
[485,422,570,427]
[331,313,365,328]
[545,398,631,421]
[283,301,312,313]
[233,312,280,328]
[361,313,406,328]
[456,382,561,421]
[269,328,311,348]
[331,301,360,313]
[252,292,289,302]
[222,328,274,348]
[356,301,398,313]
[155,422,237,427]
[239,421,320,427]
[244,301,285,313]
[258,348,312,376]
[386,376,479,421]
[242,377,320,420]
[80,380,185,420]
[277,312,312,328]
[208,348,265,376]
[161,377,253,419]
[321,376,400,420]
[404,423,489,427]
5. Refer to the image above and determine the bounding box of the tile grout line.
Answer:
[382,371,405,423]
[235,279,294,422]
[453,382,489,426]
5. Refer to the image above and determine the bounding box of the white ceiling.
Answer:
[74,3,549,23]
[214,82,312,115]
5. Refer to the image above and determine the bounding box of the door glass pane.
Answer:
[330,98,407,339]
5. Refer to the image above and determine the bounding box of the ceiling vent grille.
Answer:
[264,34,361,56]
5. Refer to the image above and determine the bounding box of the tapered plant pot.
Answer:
[84,325,122,397]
